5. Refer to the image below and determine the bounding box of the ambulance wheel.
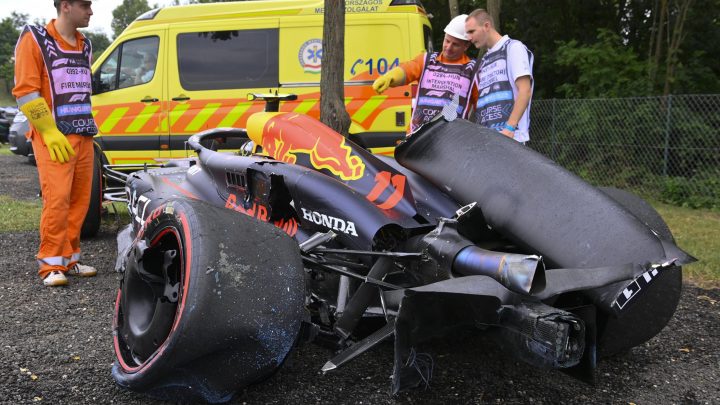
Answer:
[596,187,682,357]
[80,154,103,238]
[112,199,305,403]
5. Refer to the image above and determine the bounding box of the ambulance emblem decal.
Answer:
[299,39,323,74]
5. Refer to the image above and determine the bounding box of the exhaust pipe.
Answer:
[419,218,545,295]
[453,246,545,295]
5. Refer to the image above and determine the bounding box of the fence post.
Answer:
[662,95,672,177]
[551,98,557,160]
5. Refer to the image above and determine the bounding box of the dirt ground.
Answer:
[0,153,718,404]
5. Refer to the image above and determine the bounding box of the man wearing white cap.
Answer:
[373,14,477,133]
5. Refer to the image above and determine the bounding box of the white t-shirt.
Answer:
[486,35,534,142]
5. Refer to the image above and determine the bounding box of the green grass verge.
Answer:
[105,202,130,224]
[653,202,720,289]
[0,198,129,233]
[0,195,41,232]
[0,91,15,106]
[0,143,12,156]
[0,194,716,287]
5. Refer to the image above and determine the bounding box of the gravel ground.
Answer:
[0,153,718,404]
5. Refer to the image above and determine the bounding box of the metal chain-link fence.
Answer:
[529,94,720,209]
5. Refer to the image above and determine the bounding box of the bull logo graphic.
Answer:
[250,113,365,181]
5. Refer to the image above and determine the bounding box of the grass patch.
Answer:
[0,191,715,287]
[102,201,131,228]
[0,143,12,156]
[0,195,41,232]
[0,91,15,106]
[0,198,129,234]
[653,201,720,288]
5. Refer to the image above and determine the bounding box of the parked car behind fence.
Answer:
[0,106,18,144]
[8,110,35,165]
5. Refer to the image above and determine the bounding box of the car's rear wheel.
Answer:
[112,199,306,402]
[596,187,682,357]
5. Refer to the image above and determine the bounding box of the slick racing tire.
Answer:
[80,153,102,238]
[112,199,306,403]
[597,187,682,357]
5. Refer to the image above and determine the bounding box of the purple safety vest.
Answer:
[21,25,97,136]
[474,39,533,131]
[410,52,476,133]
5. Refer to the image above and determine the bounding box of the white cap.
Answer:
[444,14,469,41]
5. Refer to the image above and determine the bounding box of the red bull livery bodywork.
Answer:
[110,98,696,403]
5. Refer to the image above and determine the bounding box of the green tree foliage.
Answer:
[111,0,152,39]
[9,12,30,28]
[423,0,719,98]
[172,0,241,4]
[0,12,28,94]
[555,29,649,98]
[421,0,463,53]
[667,0,720,94]
[80,30,111,61]
[513,0,719,98]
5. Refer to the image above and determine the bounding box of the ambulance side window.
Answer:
[95,36,159,92]
[118,37,160,89]
[176,29,279,90]
[97,48,119,93]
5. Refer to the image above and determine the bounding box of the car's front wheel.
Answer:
[112,199,306,402]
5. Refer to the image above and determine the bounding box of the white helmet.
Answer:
[444,14,469,41]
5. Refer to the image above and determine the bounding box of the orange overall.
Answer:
[13,20,95,279]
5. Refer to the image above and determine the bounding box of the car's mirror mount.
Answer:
[92,73,106,95]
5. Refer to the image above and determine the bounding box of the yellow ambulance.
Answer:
[90,0,433,166]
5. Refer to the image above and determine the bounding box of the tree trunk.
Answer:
[649,0,667,88]
[663,0,693,96]
[448,0,460,18]
[487,0,502,32]
[320,0,351,137]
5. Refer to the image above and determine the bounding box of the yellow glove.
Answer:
[372,67,406,94]
[19,98,76,164]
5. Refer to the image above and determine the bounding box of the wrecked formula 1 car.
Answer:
[110,95,695,403]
